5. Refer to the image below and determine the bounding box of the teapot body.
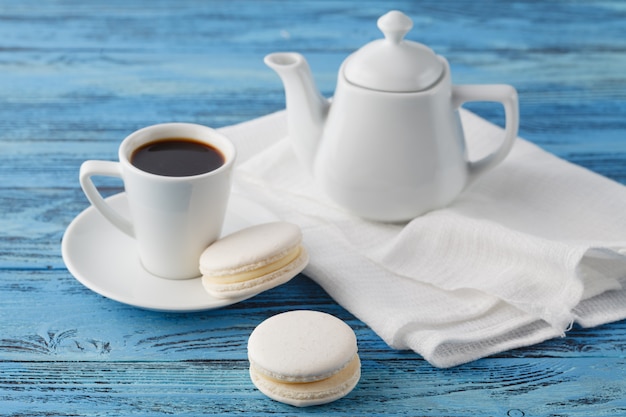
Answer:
[315,57,468,222]
[266,11,520,222]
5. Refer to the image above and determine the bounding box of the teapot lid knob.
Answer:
[378,10,413,45]
[343,10,444,92]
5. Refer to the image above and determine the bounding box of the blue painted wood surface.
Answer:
[1,1,625,415]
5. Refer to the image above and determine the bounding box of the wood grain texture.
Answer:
[1,0,625,415]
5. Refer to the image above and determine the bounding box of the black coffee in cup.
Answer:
[131,138,225,177]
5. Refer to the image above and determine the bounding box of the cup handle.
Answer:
[79,160,134,237]
[452,84,519,185]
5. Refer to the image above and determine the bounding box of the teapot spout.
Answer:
[265,52,329,173]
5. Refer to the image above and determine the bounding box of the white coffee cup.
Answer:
[79,123,236,280]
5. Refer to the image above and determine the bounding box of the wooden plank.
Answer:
[1,0,626,415]
[1,358,625,416]
[1,269,626,363]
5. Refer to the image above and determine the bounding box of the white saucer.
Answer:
[62,192,277,312]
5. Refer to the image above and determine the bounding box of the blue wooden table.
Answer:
[1,1,625,415]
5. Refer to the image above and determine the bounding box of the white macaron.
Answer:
[247,310,361,407]
[200,222,308,299]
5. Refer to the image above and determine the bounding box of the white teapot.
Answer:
[265,10,519,222]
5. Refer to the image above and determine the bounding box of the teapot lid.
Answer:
[343,11,443,92]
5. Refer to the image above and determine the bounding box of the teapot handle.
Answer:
[452,84,519,185]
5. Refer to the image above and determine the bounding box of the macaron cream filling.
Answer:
[250,352,360,384]
[249,354,361,401]
[202,245,303,284]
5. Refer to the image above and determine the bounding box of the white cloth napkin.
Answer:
[219,109,626,368]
